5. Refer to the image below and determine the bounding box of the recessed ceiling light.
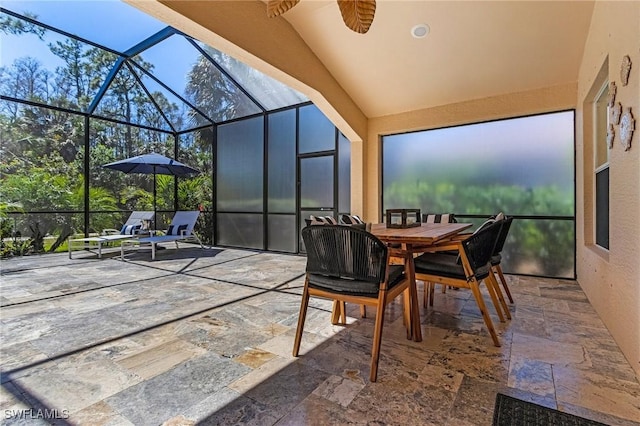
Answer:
[411,24,430,39]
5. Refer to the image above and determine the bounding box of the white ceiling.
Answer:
[276,0,595,118]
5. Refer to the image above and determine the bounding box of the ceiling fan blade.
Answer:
[267,0,301,18]
[337,0,376,34]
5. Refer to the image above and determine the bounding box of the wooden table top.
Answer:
[370,222,473,245]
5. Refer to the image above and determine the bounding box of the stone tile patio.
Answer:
[1,245,639,425]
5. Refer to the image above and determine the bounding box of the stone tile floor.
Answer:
[1,245,639,425]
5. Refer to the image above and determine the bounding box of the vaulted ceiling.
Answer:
[130,0,595,121]
[269,0,595,117]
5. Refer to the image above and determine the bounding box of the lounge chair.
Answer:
[68,211,154,259]
[121,211,204,260]
[101,211,154,236]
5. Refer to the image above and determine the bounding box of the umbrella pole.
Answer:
[153,169,157,231]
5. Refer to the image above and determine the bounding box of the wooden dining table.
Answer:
[369,222,473,342]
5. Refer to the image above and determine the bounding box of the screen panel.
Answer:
[502,218,575,278]
[300,156,334,209]
[382,111,575,278]
[217,213,263,249]
[268,110,296,213]
[217,117,264,212]
[268,214,297,252]
[383,111,575,216]
[338,132,351,214]
[298,104,335,154]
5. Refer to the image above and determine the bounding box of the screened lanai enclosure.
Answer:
[1,1,575,280]
[0,1,351,255]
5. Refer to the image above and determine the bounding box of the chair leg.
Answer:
[429,282,435,307]
[370,294,387,382]
[423,281,428,308]
[331,300,341,325]
[293,281,311,357]
[484,277,506,323]
[329,301,347,325]
[468,279,501,347]
[495,264,514,303]
[192,233,205,249]
[360,305,367,318]
[423,282,436,306]
[402,288,411,339]
[488,273,511,320]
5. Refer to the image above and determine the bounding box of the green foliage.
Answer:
[177,175,209,210]
[384,181,575,277]
[0,201,24,240]
[384,180,573,216]
[1,238,33,258]
[0,12,45,38]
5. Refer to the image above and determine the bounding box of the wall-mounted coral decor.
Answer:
[607,123,615,149]
[620,55,632,86]
[607,81,617,107]
[610,102,622,125]
[619,107,635,151]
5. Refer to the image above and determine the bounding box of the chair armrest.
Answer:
[102,228,119,236]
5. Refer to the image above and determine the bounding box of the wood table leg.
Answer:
[404,250,422,342]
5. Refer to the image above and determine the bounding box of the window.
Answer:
[594,81,610,250]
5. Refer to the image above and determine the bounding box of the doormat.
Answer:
[492,393,607,426]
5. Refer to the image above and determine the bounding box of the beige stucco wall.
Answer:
[575,0,640,376]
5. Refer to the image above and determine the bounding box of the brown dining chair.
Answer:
[413,220,507,346]
[294,225,411,382]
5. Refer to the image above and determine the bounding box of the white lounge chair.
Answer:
[68,211,154,259]
[101,211,154,236]
[121,211,204,260]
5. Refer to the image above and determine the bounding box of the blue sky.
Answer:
[1,1,195,92]
[1,1,307,115]
[2,0,165,52]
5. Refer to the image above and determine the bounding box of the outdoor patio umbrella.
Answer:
[102,153,200,229]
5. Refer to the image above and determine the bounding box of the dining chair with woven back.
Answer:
[421,213,457,306]
[294,225,411,382]
[412,219,508,346]
[490,215,514,303]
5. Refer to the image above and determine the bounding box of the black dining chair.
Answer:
[294,225,411,382]
[413,220,507,346]
[491,216,514,303]
[421,212,457,306]
[422,213,457,224]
